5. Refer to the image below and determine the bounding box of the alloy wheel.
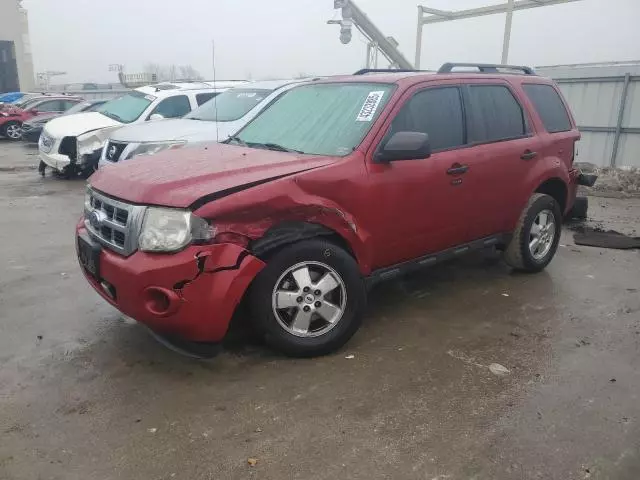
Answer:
[272,261,347,338]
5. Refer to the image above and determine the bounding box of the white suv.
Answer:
[98,79,317,167]
[38,81,246,177]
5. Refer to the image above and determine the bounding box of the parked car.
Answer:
[99,79,316,167]
[77,63,597,358]
[22,99,107,143]
[0,92,25,105]
[39,81,246,177]
[0,95,83,140]
[0,93,44,111]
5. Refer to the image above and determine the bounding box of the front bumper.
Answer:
[21,126,43,142]
[40,150,70,171]
[76,223,265,342]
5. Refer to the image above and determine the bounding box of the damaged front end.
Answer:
[59,129,116,177]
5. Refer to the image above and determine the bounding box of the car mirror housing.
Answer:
[375,131,431,163]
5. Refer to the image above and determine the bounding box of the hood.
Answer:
[44,111,121,138]
[109,118,239,144]
[25,112,59,125]
[90,143,337,208]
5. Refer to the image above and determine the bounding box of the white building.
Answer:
[0,0,35,92]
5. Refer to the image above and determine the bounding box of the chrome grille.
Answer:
[84,188,145,256]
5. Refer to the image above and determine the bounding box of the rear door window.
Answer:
[389,87,465,151]
[522,84,572,133]
[467,85,527,143]
[35,100,64,112]
[62,100,80,110]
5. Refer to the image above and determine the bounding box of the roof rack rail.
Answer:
[438,63,536,75]
[353,68,430,75]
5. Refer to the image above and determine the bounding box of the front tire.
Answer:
[504,193,562,273]
[1,121,22,141]
[249,239,366,357]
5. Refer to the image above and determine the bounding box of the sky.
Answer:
[21,0,640,84]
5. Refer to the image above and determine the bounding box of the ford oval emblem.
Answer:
[89,210,107,230]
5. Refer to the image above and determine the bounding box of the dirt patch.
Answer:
[576,163,640,197]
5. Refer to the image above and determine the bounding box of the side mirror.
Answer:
[28,108,38,115]
[375,131,431,163]
[149,113,165,121]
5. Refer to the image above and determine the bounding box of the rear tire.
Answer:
[504,193,562,273]
[249,239,366,357]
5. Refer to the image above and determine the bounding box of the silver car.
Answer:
[99,78,317,167]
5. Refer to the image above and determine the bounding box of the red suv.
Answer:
[77,63,595,357]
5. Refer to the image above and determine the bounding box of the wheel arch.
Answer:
[534,177,568,214]
[249,221,359,264]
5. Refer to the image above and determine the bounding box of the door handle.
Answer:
[446,163,469,175]
[521,150,538,160]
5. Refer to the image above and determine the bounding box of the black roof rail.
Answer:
[438,62,536,75]
[353,68,430,75]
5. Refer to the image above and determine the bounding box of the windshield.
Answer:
[12,96,41,108]
[235,83,393,156]
[97,91,154,123]
[64,102,92,115]
[186,88,271,122]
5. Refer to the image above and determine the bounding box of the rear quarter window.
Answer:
[522,84,572,133]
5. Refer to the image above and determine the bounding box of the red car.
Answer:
[77,63,596,357]
[0,95,82,140]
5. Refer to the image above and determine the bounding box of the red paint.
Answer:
[0,106,42,130]
[80,72,581,343]
[77,223,265,341]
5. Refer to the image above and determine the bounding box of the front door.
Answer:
[365,84,479,269]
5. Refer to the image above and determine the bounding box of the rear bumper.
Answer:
[76,223,265,342]
[577,173,598,187]
[567,168,598,211]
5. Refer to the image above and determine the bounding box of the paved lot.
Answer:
[1,139,640,480]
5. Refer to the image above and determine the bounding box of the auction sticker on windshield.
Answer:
[356,91,385,122]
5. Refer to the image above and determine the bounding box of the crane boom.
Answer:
[331,0,413,70]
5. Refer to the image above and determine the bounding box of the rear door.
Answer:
[459,81,542,239]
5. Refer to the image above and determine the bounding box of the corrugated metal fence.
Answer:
[539,62,640,169]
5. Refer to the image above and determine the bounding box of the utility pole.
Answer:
[501,0,514,63]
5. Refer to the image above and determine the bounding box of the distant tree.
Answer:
[143,63,203,82]
[178,65,204,81]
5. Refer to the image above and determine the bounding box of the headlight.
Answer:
[77,135,104,155]
[138,207,213,252]
[126,141,186,160]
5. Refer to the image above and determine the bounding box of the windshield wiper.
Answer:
[225,136,249,147]
[100,111,125,123]
[252,142,304,154]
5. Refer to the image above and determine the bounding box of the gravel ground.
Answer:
[1,139,640,480]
